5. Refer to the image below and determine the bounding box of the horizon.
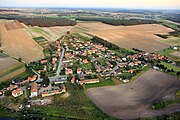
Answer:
[0,0,180,10]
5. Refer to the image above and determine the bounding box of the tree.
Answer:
[67,31,70,35]
[177,71,180,76]
[18,58,22,62]
[4,90,11,97]
[42,75,50,87]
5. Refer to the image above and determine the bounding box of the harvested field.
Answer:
[4,22,26,31]
[0,55,17,71]
[87,69,180,119]
[72,22,173,52]
[0,22,44,63]
[171,51,180,58]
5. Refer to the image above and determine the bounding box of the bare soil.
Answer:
[87,69,180,119]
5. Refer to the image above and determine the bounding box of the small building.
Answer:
[65,68,73,75]
[71,76,75,84]
[79,79,100,86]
[12,88,23,97]
[28,75,37,82]
[30,82,38,98]
[7,85,18,91]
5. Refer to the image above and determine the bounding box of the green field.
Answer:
[33,36,49,48]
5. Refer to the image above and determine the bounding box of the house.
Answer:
[71,76,75,84]
[28,75,37,82]
[85,70,92,74]
[12,88,23,97]
[79,79,100,86]
[52,57,57,64]
[40,59,48,64]
[95,65,101,72]
[30,82,38,98]
[77,68,82,74]
[7,85,18,91]
[65,68,73,75]
[41,90,61,97]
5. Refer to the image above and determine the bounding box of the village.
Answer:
[0,33,179,111]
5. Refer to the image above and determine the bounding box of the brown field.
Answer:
[4,22,26,31]
[0,22,44,63]
[0,56,17,71]
[72,22,173,52]
[171,51,180,58]
[87,69,180,119]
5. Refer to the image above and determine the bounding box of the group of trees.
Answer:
[17,17,77,27]
[91,36,119,50]
[102,19,159,26]
[76,17,159,26]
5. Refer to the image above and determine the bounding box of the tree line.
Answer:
[18,17,77,27]
[102,19,159,26]
[75,17,159,26]
[91,36,119,50]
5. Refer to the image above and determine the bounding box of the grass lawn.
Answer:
[97,57,106,66]
[84,76,115,89]
[156,48,180,62]
[81,63,94,70]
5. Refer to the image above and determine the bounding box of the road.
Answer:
[56,48,65,77]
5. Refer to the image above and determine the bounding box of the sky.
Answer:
[0,0,180,9]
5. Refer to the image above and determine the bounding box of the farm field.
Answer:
[33,36,49,48]
[0,21,44,63]
[0,53,17,71]
[171,51,180,58]
[87,69,180,119]
[27,26,73,42]
[72,22,173,52]
[0,62,25,82]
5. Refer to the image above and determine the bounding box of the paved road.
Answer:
[56,48,65,77]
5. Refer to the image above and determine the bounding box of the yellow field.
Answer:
[0,21,44,63]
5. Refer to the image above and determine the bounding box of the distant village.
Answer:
[0,33,179,110]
